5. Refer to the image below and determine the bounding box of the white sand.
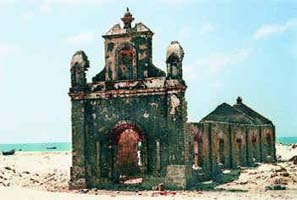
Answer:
[1,186,297,200]
[276,143,297,161]
[0,152,70,192]
[0,144,296,199]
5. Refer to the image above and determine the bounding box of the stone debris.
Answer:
[4,166,13,171]
[289,155,297,165]
[216,161,297,191]
[151,191,176,196]
[80,189,89,194]
[265,185,286,190]
[123,178,143,185]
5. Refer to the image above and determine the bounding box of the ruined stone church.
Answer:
[69,9,276,189]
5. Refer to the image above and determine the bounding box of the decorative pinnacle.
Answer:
[237,96,242,104]
[121,7,134,29]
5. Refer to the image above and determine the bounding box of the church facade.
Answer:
[69,10,276,189]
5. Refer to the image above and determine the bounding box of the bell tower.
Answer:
[97,8,157,81]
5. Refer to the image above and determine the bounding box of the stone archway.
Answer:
[110,122,145,181]
[116,128,141,176]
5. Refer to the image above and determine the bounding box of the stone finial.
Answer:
[70,51,89,89]
[237,96,242,104]
[166,41,184,63]
[166,41,184,80]
[71,50,89,69]
[121,7,134,29]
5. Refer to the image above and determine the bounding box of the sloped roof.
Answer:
[233,97,272,125]
[105,24,125,36]
[104,22,153,37]
[201,103,255,125]
[135,22,152,33]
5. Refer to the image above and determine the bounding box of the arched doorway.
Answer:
[116,129,141,177]
[110,122,145,182]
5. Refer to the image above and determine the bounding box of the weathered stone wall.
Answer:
[187,123,212,178]
[187,121,276,184]
[209,123,231,173]
[70,86,276,189]
[246,126,261,165]
[70,28,189,189]
[165,165,186,188]
[72,88,188,187]
[88,95,165,185]
[230,124,248,168]
[260,125,276,163]
[69,100,87,189]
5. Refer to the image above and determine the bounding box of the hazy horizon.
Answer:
[0,1,296,143]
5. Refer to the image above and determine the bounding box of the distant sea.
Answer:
[277,137,297,145]
[0,142,71,152]
[0,137,296,152]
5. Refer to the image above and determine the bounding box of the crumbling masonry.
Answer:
[69,9,276,189]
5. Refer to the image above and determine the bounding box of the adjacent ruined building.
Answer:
[188,97,276,181]
[69,9,276,189]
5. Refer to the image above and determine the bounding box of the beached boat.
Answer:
[46,147,57,150]
[2,149,15,156]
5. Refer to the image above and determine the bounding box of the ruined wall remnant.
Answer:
[69,9,188,189]
[69,9,276,190]
[70,51,89,91]
[187,97,276,185]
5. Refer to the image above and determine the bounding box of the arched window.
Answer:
[236,136,243,166]
[218,138,225,166]
[266,132,272,144]
[252,133,257,143]
[116,43,137,80]
[251,133,257,161]
[266,132,272,156]
[193,133,202,168]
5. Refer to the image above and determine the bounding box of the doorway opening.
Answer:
[116,128,142,177]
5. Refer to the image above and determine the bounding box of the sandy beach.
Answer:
[0,144,296,200]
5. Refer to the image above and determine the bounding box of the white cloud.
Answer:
[197,48,250,73]
[65,32,97,46]
[253,18,297,40]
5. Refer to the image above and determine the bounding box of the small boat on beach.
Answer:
[46,146,57,150]
[2,149,15,156]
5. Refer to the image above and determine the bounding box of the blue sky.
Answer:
[0,0,296,143]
